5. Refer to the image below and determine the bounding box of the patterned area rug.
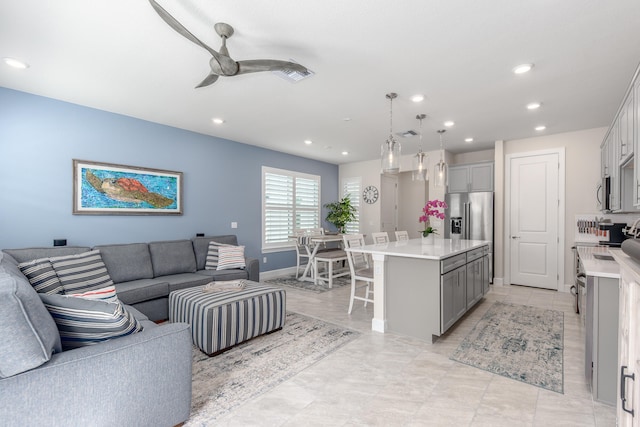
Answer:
[186,311,360,425]
[450,302,564,393]
[264,274,350,293]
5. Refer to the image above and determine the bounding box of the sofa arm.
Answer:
[245,257,259,282]
[0,322,193,427]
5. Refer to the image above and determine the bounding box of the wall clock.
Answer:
[363,185,379,204]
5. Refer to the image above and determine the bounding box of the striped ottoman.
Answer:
[169,282,286,355]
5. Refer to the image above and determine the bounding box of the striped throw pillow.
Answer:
[69,285,119,303]
[216,245,246,270]
[18,258,64,295]
[205,241,230,270]
[39,294,143,351]
[50,249,114,295]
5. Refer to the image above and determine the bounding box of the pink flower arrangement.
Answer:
[419,199,448,237]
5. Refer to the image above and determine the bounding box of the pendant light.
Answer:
[434,129,447,187]
[412,114,428,181]
[381,93,401,174]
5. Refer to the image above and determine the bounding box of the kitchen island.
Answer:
[346,238,490,343]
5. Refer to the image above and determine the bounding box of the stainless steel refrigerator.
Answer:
[444,192,494,282]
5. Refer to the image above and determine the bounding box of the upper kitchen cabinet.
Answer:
[447,162,494,193]
[600,62,639,213]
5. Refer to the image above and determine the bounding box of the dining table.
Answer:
[290,233,345,282]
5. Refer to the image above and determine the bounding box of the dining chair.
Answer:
[343,234,374,314]
[293,229,312,278]
[371,231,389,244]
[395,230,409,241]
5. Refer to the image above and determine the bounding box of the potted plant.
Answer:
[419,199,447,244]
[324,195,357,234]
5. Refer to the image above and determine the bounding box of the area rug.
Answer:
[186,311,360,425]
[264,274,350,293]
[450,301,564,393]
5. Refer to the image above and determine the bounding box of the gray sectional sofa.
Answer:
[0,235,258,426]
[4,235,259,321]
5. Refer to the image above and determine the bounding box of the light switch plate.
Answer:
[231,222,238,228]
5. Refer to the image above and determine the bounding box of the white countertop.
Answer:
[577,246,620,279]
[345,238,489,260]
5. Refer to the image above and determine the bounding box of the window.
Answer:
[262,167,321,251]
[342,177,361,234]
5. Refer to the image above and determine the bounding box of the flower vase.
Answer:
[422,234,435,245]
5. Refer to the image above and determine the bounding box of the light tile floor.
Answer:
[215,283,616,426]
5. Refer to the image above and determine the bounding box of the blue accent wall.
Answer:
[0,87,338,272]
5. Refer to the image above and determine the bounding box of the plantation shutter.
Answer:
[263,167,320,250]
[342,177,361,234]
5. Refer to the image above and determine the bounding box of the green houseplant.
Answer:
[324,195,357,233]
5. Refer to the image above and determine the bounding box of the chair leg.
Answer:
[296,256,301,278]
[327,262,333,288]
[348,278,356,314]
[363,283,370,307]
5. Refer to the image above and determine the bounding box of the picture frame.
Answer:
[73,159,183,215]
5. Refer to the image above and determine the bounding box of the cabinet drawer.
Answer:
[467,247,485,262]
[441,253,467,274]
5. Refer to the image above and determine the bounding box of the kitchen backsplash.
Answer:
[575,213,640,243]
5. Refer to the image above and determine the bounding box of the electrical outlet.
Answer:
[231,222,238,229]
[263,257,267,263]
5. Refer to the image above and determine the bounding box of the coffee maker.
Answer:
[599,222,628,246]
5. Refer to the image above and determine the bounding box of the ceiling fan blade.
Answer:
[235,60,308,76]
[148,0,229,68]
[195,73,220,88]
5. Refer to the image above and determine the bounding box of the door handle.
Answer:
[511,236,520,239]
[621,365,635,416]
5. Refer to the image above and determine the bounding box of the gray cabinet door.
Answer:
[448,166,469,193]
[482,254,490,295]
[466,258,483,307]
[442,265,467,333]
[469,163,494,192]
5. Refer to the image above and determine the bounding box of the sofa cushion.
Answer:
[204,241,230,270]
[148,240,196,277]
[216,245,247,270]
[94,243,154,284]
[18,258,64,295]
[2,246,90,264]
[49,249,114,294]
[39,294,143,351]
[0,254,62,379]
[161,273,212,293]
[192,235,239,270]
[194,268,250,281]
[114,279,169,305]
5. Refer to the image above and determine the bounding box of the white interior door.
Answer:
[380,175,398,234]
[508,152,560,290]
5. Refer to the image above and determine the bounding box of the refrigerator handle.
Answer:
[464,202,471,240]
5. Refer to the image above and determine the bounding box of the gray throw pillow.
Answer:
[49,249,114,294]
[18,258,64,295]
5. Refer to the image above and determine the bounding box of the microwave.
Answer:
[599,176,611,212]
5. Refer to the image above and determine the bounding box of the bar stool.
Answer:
[343,234,374,314]
[395,230,409,241]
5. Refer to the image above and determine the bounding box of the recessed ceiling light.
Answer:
[304,140,313,145]
[465,138,474,143]
[342,117,352,122]
[212,118,224,124]
[3,57,29,69]
[410,94,424,103]
[513,63,534,74]
[341,151,349,156]
[527,102,541,110]
[535,125,546,131]
[444,121,455,127]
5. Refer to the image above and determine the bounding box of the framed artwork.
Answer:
[73,159,183,215]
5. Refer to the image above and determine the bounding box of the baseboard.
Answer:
[492,277,504,286]
[259,267,298,281]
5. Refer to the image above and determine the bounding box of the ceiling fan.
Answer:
[148,0,309,88]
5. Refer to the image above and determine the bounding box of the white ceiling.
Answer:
[1,0,639,165]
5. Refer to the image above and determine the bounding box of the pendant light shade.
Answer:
[412,114,428,181]
[381,93,401,174]
[434,129,447,187]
